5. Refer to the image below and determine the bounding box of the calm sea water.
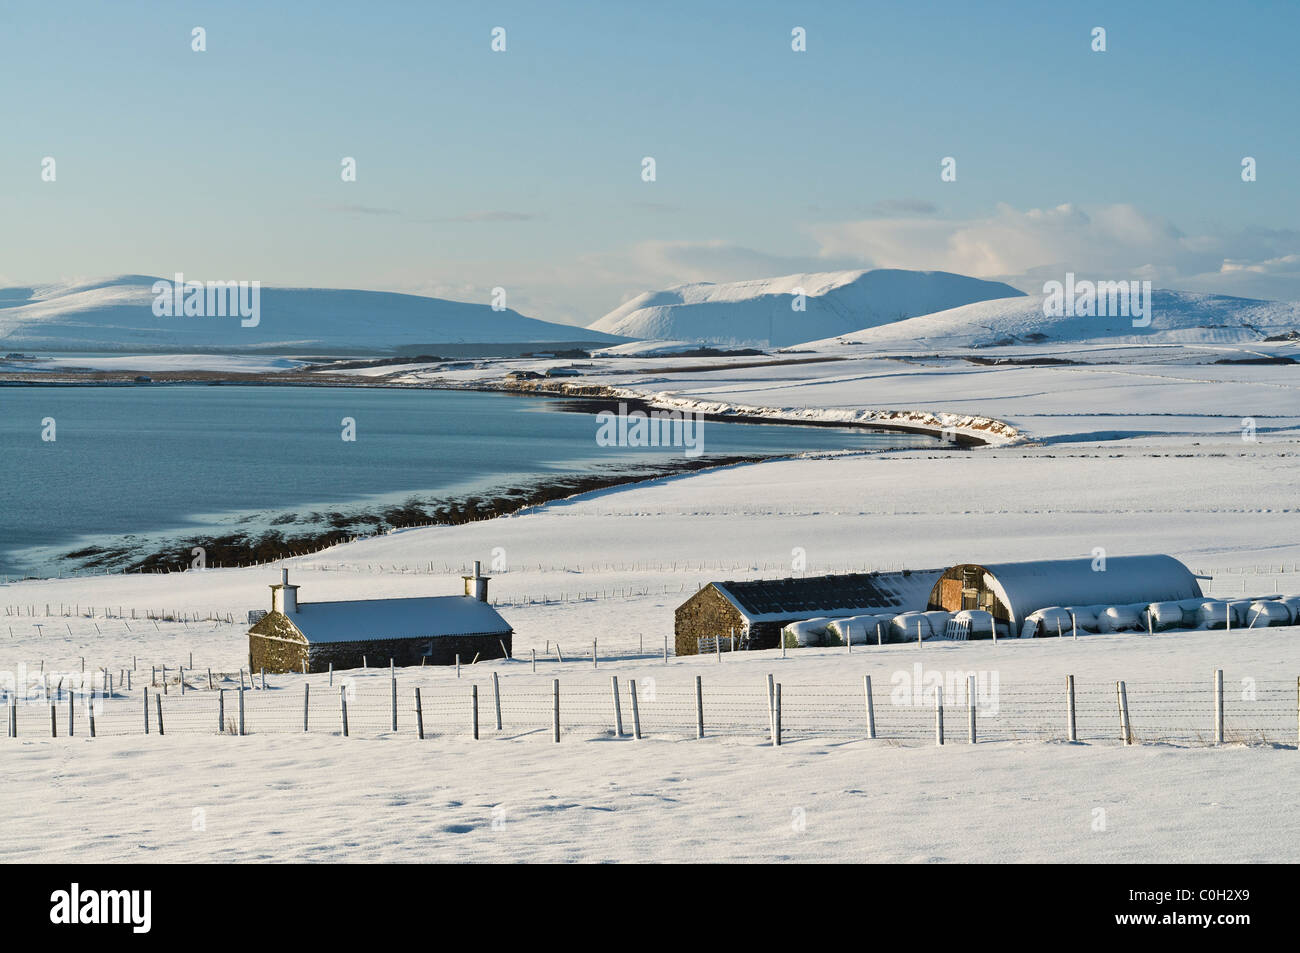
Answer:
[0,385,941,575]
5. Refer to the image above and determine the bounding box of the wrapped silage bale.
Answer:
[890,611,931,642]
[1197,600,1231,629]
[781,617,831,648]
[1279,596,1300,623]
[1027,606,1074,637]
[1146,602,1187,633]
[1098,605,1141,633]
[1226,600,1255,627]
[825,616,872,646]
[1246,600,1291,628]
[861,614,895,643]
[1065,606,1101,633]
[923,610,953,637]
[1176,597,1208,627]
[953,609,996,639]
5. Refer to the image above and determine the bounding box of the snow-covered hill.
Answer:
[0,276,626,354]
[587,269,1025,347]
[799,290,1300,351]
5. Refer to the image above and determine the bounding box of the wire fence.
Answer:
[6,672,1297,748]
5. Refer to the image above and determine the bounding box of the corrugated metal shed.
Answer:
[927,555,1202,623]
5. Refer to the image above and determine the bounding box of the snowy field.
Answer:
[3,341,1298,863]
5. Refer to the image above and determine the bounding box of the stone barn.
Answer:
[926,555,1203,629]
[674,569,941,655]
[248,564,512,672]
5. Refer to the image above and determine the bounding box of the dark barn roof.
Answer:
[712,570,941,622]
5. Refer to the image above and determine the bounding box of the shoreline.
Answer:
[0,366,1002,445]
[1,365,979,581]
[19,443,926,581]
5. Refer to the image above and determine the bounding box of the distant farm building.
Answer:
[248,563,512,672]
[675,570,941,655]
[926,555,1203,632]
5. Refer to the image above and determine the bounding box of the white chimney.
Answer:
[271,568,300,614]
[463,560,490,602]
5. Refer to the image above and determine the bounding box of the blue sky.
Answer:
[3,0,1298,324]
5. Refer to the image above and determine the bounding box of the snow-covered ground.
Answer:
[3,333,1298,862]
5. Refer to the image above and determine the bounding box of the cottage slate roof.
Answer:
[713,570,941,623]
[283,595,511,644]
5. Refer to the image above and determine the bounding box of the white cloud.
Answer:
[805,203,1300,301]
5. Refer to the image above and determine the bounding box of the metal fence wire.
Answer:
[6,673,1297,747]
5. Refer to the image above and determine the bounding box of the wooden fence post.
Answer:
[303,683,310,732]
[1066,675,1077,742]
[472,685,479,740]
[88,693,95,738]
[1117,680,1132,745]
[155,694,164,735]
[593,639,598,669]
[238,686,245,736]
[8,699,15,739]
[610,676,623,737]
[552,678,560,743]
[414,687,424,740]
[629,679,642,740]
[864,674,876,739]
[218,689,224,733]
[934,689,944,746]
[774,683,782,746]
[143,686,149,734]
[390,661,397,732]
[967,675,976,743]
[695,675,704,739]
[663,636,668,664]
[1214,669,1224,745]
[531,648,536,673]
[68,691,74,737]
[340,686,348,737]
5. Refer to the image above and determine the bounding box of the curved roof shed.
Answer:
[926,555,1202,624]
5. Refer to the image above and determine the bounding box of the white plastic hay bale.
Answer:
[1147,601,1187,632]
[922,610,952,635]
[1064,606,1099,633]
[867,613,900,643]
[826,616,872,646]
[952,609,996,639]
[1026,606,1073,637]
[1226,600,1255,626]
[1279,596,1300,623]
[890,611,931,642]
[1246,600,1291,628]
[1098,605,1141,633]
[1175,597,1207,626]
[1197,600,1230,629]
[781,617,831,648]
